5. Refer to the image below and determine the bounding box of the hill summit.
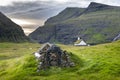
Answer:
[29,2,120,44]
[0,12,28,42]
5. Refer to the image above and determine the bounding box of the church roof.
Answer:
[74,37,87,46]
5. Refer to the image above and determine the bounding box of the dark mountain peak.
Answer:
[0,12,28,42]
[88,2,110,8]
[0,12,13,24]
[0,11,3,14]
[84,2,113,13]
[0,12,8,18]
[0,12,6,19]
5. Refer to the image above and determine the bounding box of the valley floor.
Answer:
[0,41,120,80]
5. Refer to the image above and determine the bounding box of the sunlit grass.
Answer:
[0,41,120,80]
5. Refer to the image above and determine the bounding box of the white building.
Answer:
[74,37,88,46]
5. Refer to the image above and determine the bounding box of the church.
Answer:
[74,37,88,46]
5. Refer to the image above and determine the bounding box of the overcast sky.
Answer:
[0,0,120,7]
[0,0,120,35]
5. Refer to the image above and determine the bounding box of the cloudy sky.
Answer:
[0,0,120,6]
[0,0,120,35]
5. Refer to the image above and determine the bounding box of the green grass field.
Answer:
[0,41,120,80]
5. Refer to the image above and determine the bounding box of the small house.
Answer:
[74,37,88,46]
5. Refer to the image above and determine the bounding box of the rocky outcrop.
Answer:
[34,43,74,71]
[0,12,28,42]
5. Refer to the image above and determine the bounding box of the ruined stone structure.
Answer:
[34,43,74,71]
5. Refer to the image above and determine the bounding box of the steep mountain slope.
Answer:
[45,7,85,24]
[29,2,120,44]
[0,12,28,42]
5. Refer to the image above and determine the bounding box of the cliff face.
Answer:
[0,12,28,42]
[29,2,120,44]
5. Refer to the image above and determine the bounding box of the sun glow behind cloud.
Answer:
[11,18,36,25]
[11,18,36,35]
[11,18,44,35]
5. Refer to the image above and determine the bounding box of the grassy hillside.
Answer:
[0,41,120,80]
[63,8,120,44]
[29,2,120,44]
[45,7,85,24]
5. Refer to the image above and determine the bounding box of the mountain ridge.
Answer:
[29,2,120,44]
